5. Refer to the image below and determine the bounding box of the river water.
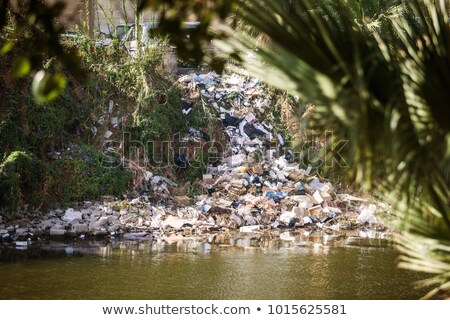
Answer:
[0,231,427,299]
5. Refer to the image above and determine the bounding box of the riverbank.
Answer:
[0,72,394,244]
[0,191,390,244]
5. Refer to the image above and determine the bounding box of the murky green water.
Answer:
[0,232,427,299]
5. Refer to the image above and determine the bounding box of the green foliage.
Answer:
[0,1,83,103]
[0,151,52,216]
[0,24,156,210]
[185,153,209,183]
[56,144,131,203]
[27,102,66,154]
[184,180,203,198]
[12,56,31,78]
[133,86,205,142]
[32,71,67,104]
[0,111,26,161]
[135,86,185,140]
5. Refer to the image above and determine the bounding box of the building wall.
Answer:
[47,0,85,28]
[45,1,156,33]
[94,0,156,34]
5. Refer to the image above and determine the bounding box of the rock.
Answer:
[29,228,44,237]
[49,225,66,236]
[175,196,191,206]
[15,241,28,248]
[120,214,133,224]
[54,209,64,215]
[150,218,162,229]
[107,224,120,232]
[202,242,212,252]
[339,194,368,202]
[89,217,109,231]
[15,228,29,237]
[62,208,83,223]
[71,223,89,234]
[130,198,140,205]
[92,230,108,236]
[6,226,14,232]
[124,232,152,240]
[38,219,55,230]
[102,206,113,215]
[80,209,91,217]
[106,216,119,225]
[0,228,9,235]
[15,227,28,233]
[90,210,102,218]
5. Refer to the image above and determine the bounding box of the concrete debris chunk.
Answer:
[12,72,389,241]
[62,208,83,223]
[239,225,261,233]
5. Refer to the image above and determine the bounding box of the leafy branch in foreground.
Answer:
[0,0,84,103]
[214,0,450,298]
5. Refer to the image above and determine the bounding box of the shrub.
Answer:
[0,151,52,216]
[56,144,131,203]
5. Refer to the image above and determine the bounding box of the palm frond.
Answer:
[214,0,450,298]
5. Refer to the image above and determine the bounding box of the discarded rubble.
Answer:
[0,72,390,244]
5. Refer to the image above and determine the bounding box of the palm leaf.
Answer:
[214,0,450,298]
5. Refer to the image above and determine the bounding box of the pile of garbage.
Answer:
[173,72,386,233]
[0,72,388,243]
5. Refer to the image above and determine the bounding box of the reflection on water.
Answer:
[0,231,427,299]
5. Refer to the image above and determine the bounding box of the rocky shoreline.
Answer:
[0,193,389,245]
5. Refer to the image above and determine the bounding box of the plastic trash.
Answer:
[276,192,288,200]
[303,216,313,225]
[223,113,242,127]
[174,154,188,168]
[277,134,285,146]
[356,204,378,224]
[279,211,295,224]
[207,186,216,196]
[243,123,266,139]
[285,149,294,163]
[294,181,304,190]
[265,191,276,199]
[182,100,193,115]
